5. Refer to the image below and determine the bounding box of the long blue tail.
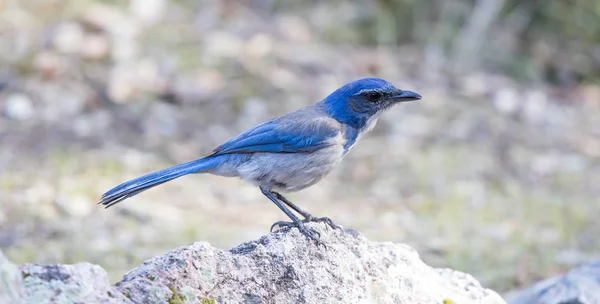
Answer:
[98,156,219,208]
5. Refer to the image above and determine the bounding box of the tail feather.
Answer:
[99,156,218,208]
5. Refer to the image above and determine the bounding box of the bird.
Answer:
[98,78,421,243]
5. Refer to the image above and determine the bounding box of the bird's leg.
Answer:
[272,192,313,219]
[260,188,321,243]
[273,192,342,231]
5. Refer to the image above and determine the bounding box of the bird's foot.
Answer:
[304,216,343,231]
[270,220,322,245]
[270,220,294,232]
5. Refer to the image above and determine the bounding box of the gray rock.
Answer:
[116,224,504,304]
[2,93,34,121]
[18,263,129,304]
[1,223,506,304]
[0,251,25,304]
[0,250,129,304]
[506,261,600,304]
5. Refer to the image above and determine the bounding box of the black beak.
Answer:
[389,90,422,102]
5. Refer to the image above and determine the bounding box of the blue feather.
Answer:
[210,118,339,155]
[99,156,223,208]
[342,124,359,155]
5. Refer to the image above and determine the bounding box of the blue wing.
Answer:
[210,117,340,156]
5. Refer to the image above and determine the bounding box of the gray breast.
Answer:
[236,144,345,192]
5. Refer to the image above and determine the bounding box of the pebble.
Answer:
[53,22,84,54]
[130,0,166,24]
[80,34,110,59]
[493,88,520,114]
[205,31,243,58]
[245,33,273,58]
[278,16,312,43]
[3,93,34,121]
[523,89,548,123]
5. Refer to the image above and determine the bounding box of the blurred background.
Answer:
[1,0,599,294]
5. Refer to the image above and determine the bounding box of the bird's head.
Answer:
[323,78,421,130]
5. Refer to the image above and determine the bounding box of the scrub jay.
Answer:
[99,78,421,242]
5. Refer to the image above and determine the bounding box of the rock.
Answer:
[80,34,110,60]
[505,261,600,304]
[82,3,140,38]
[245,33,273,58]
[0,251,129,304]
[2,93,35,121]
[523,89,548,123]
[52,22,85,54]
[33,51,65,78]
[129,0,166,25]
[116,223,505,304]
[493,88,520,114]
[278,16,312,43]
[204,31,244,58]
[20,263,129,304]
[0,251,24,303]
[2,223,506,303]
[108,63,137,102]
[460,73,490,97]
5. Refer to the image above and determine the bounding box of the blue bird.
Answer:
[99,78,421,242]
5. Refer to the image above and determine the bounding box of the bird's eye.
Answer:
[364,91,382,102]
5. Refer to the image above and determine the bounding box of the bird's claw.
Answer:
[305,216,342,231]
[270,220,322,245]
[270,220,294,232]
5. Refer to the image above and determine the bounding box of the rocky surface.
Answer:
[1,223,505,303]
[1,252,128,304]
[0,251,25,303]
[505,260,600,304]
